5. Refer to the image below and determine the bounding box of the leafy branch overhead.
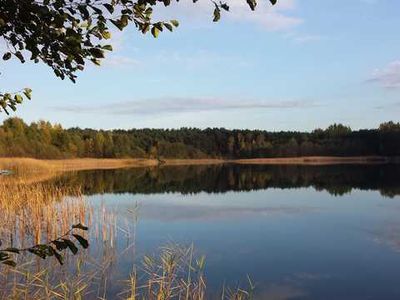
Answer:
[0,88,32,115]
[0,0,277,112]
[0,223,89,267]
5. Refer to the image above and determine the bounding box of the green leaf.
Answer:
[63,239,78,255]
[23,88,32,100]
[2,52,11,61]
[154,23,163,32]
[221,3,230,11]
[151,26,160,38]
[73,234,89,249]
[102,45,113,51]
[0,252,10,261]
[102,31,112,39]
[72,223,89,231]
[164,23,173,32]
[111,19,124,31]
[2,248,20,254]
[89,48,105,58]
[91,59,101,66]
[270,0,277,4]
[52,248,64,265]
[145,7,153,16]
[90,5,103,15]
[14,95,23,104]
[120,15,129,28]
[2,260,16,267]
[141,23,150,34]
[28,248,46,259]
[170,20,179,27]
[246,0,257,10]
[9,104,17,111]
[103,3,114,13]
[213,7,221,22]
[52,240,68,251]
[14,51,25,63]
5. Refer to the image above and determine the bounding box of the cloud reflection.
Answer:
[137,202,319,222]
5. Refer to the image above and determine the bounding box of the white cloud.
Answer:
[368,60,400,89]
[55,96,317,115]
[228,0,302,31]
[153,49,251,70]
[292,34,325,44]
[153,0,303,32]
[101,55,141,68]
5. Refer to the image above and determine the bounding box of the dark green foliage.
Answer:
[0,0,277,109]
[72,223,89,231]
[72,234,89,249]
[0,0,183,82]
[0,88,32,115]
[0,223,89,267]
[0,118,400,159]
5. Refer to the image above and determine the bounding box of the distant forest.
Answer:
[0,117,400,159]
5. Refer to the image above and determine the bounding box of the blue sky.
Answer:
[1,0,400,130]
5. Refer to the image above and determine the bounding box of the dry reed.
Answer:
[0,172,255,299]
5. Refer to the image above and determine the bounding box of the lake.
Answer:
[53,163,400,299]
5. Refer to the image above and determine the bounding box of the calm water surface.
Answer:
[58,164,400,299]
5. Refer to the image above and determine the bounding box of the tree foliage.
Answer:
[0,223,88,267]
[0,0,278,112]
[1,117,400,159]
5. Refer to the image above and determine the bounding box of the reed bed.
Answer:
[0,158,55,174]
[0,175,255,299]
[0,177,110,299]
[0,158,61,184]
[119,244,207,300]
[0,158,158,176]
[0,180,86,248]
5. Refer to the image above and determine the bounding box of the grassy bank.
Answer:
[0,156,397,179]
[0,158,161,182]
[0,157,158,173]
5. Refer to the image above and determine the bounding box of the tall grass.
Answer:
[119,244,206,300]
[0,175,256,299]
[0,158,159,177]
[0,181,86,248]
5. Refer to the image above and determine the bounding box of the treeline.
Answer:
[52,164,400,197]
[0,117,400,159]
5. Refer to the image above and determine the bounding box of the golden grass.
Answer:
[42,158,160,171]
[0,156,392,181]
[162,159,226,165]
[0,158,162,184]
[0,243,253,300]
[0,157,159,173]
[5,155,385,298]
[0,180,87,248]
[0,158,55,174]
[0,176,254,299]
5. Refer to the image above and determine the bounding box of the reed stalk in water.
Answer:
[0,176,255,299]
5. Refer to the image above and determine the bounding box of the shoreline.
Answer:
[0,156,397,184]
[230,156,399,165]
[0,156,398,173]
